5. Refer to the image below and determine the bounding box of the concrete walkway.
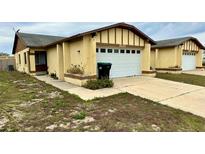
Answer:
[35,75,205,118]
[183,70,205,76]
[35,75,121,100]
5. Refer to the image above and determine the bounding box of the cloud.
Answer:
[1,22,205,54]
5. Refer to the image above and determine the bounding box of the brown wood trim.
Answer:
[155,68,182,71]
[133,33,135,45]
[64,73,96,80]
[196,66,205,69]
[96,42,144,48]
[100,32,102,43]
[128,30,129,45]
[107,30,109,44]
[121,28,123,45]
[142,70,156,74]
[114,28,116,44]
[30,71,36,73]
[29,52,35,56]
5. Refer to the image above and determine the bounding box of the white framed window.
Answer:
[107,49,113,53]
[100,48,106,53]
[120,49,125,53]
[126,50,130,54]
[114,49,119,53]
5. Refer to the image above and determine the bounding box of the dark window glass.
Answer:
[114,49,119,53]
[126,50,130,54]
[108,49,112,53]
[19,54,21,64]
[24,52,27,64]
[35,52,46,65]
[96,48,99,53]
[131,50,135,54]
[137,50,141,54]
[100,48,106,53]
[120,49,125,53]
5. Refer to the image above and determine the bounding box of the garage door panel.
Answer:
[96,48,141,78]
[182,51,196,71]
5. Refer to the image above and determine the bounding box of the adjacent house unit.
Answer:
[0,55,15,71]
[151,37,205,72]
[12,22,156,85]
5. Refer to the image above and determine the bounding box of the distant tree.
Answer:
[0,52,9,56]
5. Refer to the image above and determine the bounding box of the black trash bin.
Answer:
[97,62,112,79]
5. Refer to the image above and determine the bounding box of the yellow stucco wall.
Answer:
[153,47,177,68]
[69,39,83,67]
[15,48,30,73]
[47,46,57,75]
[150,50,155,69]
[196,49,203,67]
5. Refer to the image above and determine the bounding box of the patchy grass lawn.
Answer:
[156,73,205,87]
[1,71,205,132]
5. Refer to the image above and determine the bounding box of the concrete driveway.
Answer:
[36,75,205,118]
[113,76,205,118]
[182,70,205,76]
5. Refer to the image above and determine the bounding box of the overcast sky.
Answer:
[1,22,205,54]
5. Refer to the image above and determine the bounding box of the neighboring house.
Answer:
[12,22,156,85]
[151,37,205,72]
[203,50,205,65]
[0,55,15,71]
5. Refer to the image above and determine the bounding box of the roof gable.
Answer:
[12,32,65,54]
[46,22,156,46]
[152,37,205,49]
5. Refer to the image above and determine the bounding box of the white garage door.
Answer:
[182,51,196,71]
[96,47,141,78]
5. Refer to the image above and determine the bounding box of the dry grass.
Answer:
[1,71,205,132]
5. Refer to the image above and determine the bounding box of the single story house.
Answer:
[151,37,205,72]
[12,22,156,85]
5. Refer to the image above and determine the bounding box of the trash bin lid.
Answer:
[97,62,112,66]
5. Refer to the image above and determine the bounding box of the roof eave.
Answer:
[45,22,156,47]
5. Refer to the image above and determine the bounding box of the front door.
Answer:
[35,51,47,72]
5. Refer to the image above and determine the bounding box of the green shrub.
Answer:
[67,65,84,75]
[50,73,58,80]
[73,111,86,120]
[83,79,114,90]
